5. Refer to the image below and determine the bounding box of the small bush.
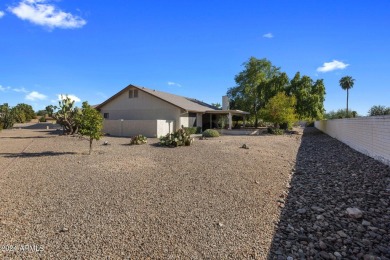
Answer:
[279,122,293,130]
[39,116,47,122]
[130,134,147,145]
[183,126,202,135]
[202,129,220,137]
[160,128,194,147]
[267,127,284,135]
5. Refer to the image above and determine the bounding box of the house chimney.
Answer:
[222,96,229,110]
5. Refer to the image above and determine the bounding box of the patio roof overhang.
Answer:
[204,110,250,116]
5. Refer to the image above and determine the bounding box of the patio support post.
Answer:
[228,112,232,130]
[210,114,212,129]
[243,116,246,128]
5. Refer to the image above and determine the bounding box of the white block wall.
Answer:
[103,119,175,138]
[315,115,390,166]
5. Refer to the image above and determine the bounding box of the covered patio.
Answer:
[202,110,250,130]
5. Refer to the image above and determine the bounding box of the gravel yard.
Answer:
[0,124,300,259]
[1,125,389,259]
[269,128,390,259]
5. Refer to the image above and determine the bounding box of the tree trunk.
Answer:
[89,138,93,155]
[346,88,349,117]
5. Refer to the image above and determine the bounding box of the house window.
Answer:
[129,89,139,98]
[103,113,109,119]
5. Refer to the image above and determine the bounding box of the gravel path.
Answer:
[269,128,390,259]
[0,125,301,259]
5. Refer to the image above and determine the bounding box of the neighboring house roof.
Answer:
[96,84,220,112]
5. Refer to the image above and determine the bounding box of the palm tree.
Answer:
[339,76,355,117]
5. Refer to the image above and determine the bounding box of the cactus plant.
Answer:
[159,128,194,147]
[130,134,148,145]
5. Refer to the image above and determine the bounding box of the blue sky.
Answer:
[1,0,389,116]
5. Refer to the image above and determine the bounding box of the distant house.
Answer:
[96,84,249,137]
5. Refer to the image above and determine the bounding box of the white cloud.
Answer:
[26,91,47,101]
[57,94,81,103]
[167,81,182,87]
[0,11,5,18]
[263,33,273,39]
[9,0,86,29]
[317,60,349,73]
[0,85,10,91]
[13,87,29,93]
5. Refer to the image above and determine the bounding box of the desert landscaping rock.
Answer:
[0,126,301,259]
[269,128,390,259]
[1,126,389,259]
[346,207,363,219]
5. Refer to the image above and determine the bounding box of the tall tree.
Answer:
[260,92,297,128]
[286,72,326,120]
[46,95,81,135]
[227,57,284,127]
[339,76,355,117]
[14,103,35,122]
[76,102,103,155]
[0,103,16,129]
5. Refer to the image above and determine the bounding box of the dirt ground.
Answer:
[0,123,302,259]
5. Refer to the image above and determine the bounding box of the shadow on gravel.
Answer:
[268,128,390,259]
[0,151,77,158]
[13,123,61,130]
[0,136,56,139]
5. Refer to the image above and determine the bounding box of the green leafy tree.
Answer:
[260,92,297,128]
[47,95,81,135]
[36,110,48,117]
[339,76,355,117]
[211,102,221,109]
[0,103,16,129]
[13,107,27,123]
[286,72,325,120]
[76,102,103,155]
[14,103,35,122]
[368,105,390,116]
[227,57,286,127]
[325,108,358,119]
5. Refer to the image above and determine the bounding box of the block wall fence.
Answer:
[315,116,390,166]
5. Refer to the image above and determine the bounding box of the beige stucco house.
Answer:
[96,84,249,137]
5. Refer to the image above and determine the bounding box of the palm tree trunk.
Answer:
[346,89,349,117]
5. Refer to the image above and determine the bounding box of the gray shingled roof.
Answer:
[96,84,220,112]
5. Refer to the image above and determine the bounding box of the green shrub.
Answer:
[202,129,220,137]
[267,127,284,135]
[306,121,315,127]
[279,122,293,130]
[130,134,147,145]
[39,116,47,122]
[183,126,202,135]
[160,128,194,147]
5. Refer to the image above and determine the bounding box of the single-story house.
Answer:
[96,84,249,137]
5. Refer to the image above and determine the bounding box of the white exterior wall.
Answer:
[179,113,197,128]
[157,120,175,137]
[315,116,390,166]
[103,119,175,138]
[100,87,181,121]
